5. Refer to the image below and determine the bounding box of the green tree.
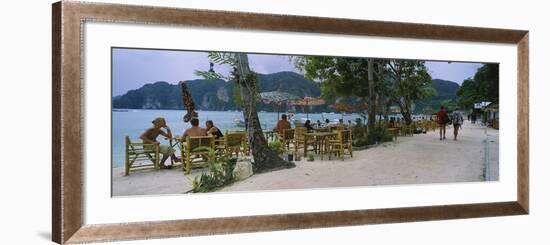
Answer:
[386,60,433,125]
[294,57,433,143]
[456,64,499,109]
[196,53,294,173]
[422,106,435,115]
[293,56,385,139]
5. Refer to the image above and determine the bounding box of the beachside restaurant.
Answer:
[125,123,357,175]
[124,117,439,175]
[273,124,353,161]
[124,130,251,175]
[268,116,438,163]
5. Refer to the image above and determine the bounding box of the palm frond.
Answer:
[207,52,238,66]
[193,70,227,80]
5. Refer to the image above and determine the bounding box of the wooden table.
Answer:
[304,132,337,160]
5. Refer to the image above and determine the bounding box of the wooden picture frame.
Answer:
[52,1,529,244]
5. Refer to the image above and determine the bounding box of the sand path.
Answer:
[221,122,497,192]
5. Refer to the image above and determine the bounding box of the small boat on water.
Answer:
[234,117,245,127]
[291,118,308,127]
[112,109,129,112]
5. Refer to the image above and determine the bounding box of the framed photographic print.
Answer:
[52,1,529,244]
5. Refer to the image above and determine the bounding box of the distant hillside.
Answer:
[113,73,459,114]
[113,71,321,111]
[414,79,460,113]
[256,72,321,98]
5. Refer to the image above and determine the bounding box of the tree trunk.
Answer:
[382,99,391,131]
[235,53,294,173]
[367,59,377,137]
[398,98,413,125]
[403,96,413,125]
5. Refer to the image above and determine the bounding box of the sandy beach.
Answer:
[112,121,498,196]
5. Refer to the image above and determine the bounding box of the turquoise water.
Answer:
[112,109,361,166]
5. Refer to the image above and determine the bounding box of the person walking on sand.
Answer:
[451,108,464,140]
[140,117,179,169]
[436,106,449,140]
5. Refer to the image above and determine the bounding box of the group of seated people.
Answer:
[180,118,224,139]
[272,114,352,135]
[272,114,315,134]
[138,117,224,169]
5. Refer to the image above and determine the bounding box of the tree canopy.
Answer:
[293,57,433,125]
[456,64,499,109]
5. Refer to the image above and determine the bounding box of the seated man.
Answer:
[316,120,322,128]
[273,114,291,134]
[304,119,314,131]
[205,120,224,139]
[140,117,179,169]
[183,117,208,138]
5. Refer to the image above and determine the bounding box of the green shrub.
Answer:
[380,131,394,142]
[352,123,368,140]
[268,140,284,155]
[191,147,237,193]
[352,125,394,146]
[353,137,370,147]
[307,153,315,161]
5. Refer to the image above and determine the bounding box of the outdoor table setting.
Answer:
[304,131,338,160]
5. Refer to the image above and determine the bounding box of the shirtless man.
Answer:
[182,117,207,138]
[140,117,179,169]
[273,114,291,134]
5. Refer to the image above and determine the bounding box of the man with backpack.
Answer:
[451,108,464,140]
[436,106,449,140]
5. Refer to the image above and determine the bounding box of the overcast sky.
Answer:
[112,48,485,96]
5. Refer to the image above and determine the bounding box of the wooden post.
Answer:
[155,144,160,169]
[124,136,130,176]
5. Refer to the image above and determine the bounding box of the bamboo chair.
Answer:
[179,136,215,174]
[314,127,330,133]
[423,121,432,132]
[327,130,353,161]
[401,123,414,136]
[278,128,295,150]
[387,127,399,142]
[418,121,426,132]
[124,136,160,176]
[293,127,314,157]
[213,136,226,156]
[224,131,248,158]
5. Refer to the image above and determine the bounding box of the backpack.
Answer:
[451,113,461,125]
[444,113,451,125]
